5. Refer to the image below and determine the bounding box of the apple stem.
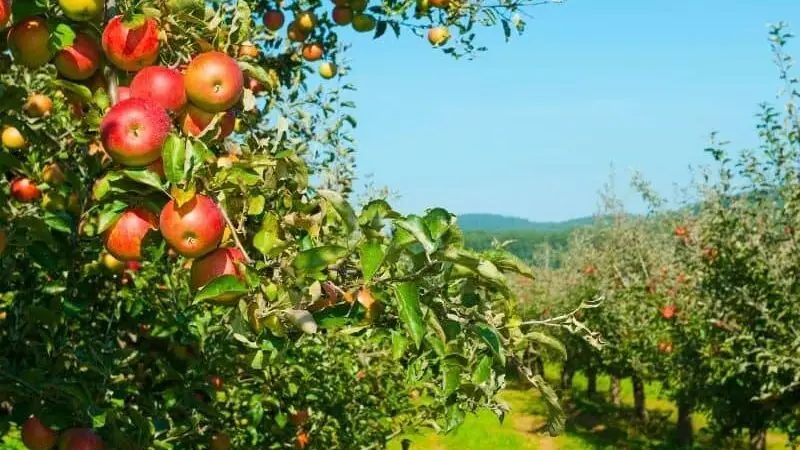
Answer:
[105,0,120,105]
[218,200,253,264]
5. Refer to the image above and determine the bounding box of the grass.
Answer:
[390,366,790,450]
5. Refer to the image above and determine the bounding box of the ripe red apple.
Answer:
[99,98,171,167]
[104,207,159,261]
[21,416,57,450]
[54,33,101,80]
[180,105,234,140]
[116,86,131,102]
[10,178,41,202]
[332,7,353,25]
[190,247,245,302]
[301,43,323,62]
[661,305,676,319]
[184,52,244,113]
[238,41,259,58]
[159,194,225,258]
[130,66,187,113]
[58,428,104,450]
[0,0,9,28]
[102,15,160,71]
[8,17,52,68]
[263,9,285,31]
[208,375,224,391]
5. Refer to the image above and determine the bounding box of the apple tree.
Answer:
[670,24,800,450]
[0,0,568,448]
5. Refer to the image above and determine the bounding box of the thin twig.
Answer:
[218,198,253,264]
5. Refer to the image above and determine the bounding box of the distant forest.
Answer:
[458,213,592,265]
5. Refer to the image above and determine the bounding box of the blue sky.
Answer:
[341,0,800,221]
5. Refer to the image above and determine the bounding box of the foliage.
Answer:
[0,0,568,448]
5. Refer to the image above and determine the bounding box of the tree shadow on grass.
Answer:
[517,389,754,450]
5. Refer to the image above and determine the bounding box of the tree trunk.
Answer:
[561,365,574,390]
[676,399,693,447]
[632,375,648,421]
[586,368,597,396]
[749,427,767,450]
[609,376,621,406]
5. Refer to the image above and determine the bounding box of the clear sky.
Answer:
[338,0,800,221]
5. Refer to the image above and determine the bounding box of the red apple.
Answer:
[21,416,57,450]
[208,375,225,391]
[190,247,245,302]
[263,9,285,31]
[99,98,171,167]
[102,15,160,71]
[8,16,52,68]
[0,0,9,28]
[183,52,244,113]
[130,66,187,113]
[54,33,101,80]
[180,105,234,140]
[661,305,676,319]
[10,178,41,202]
[58,428,104,450]
[301,43,323,62]
[104,207,159,261]
[160,194,225,258]
[116,86,131,102]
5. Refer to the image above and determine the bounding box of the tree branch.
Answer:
[218,198,253,264]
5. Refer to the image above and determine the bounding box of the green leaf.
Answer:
[191,140,215,163]
[0,151,23,171]
[52,80,92,102]
[394,215,436,254]
[358,241,385,282]
[238,61,270,85]
[247,195,265,215]
[484,249,534,279]
[359,199,399,226]
[234,0,253,42]
[48,23,76,53]
[194,275,248,302]
[123,169,164,190]
[166,0,204,13]
[443,358,462,397]
[162,134,185,185]
[293,245,348,273]
[251,350,264,369]
[374,20,387,39]
[394,282,425,349]
[527,332,567,360]
[472,355,492,384]
[392,331,408,360]
[96,201,128,234]
[474,324,505,366]
[43,212,72,234]
[423,207,453,241]
[253,213,284,257]
[12,0,47,19]
[443,406,465,433]
[317,189,357,232]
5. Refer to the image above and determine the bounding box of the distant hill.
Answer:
[457,213,594,232]
[458,213,595,264]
